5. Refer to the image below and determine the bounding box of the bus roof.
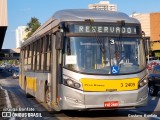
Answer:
[22,9,140,47]
[53,9,139,23]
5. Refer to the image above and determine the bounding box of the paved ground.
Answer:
[0,71,13,117]
[0,84,6,111]
[0,73,7,117]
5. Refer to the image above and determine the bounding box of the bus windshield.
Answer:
[64,37,146,74]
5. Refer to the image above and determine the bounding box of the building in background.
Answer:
[88,0,117,11]
[132,12,160,59]
[16,26,27,48]
[131,13,150,37]
[0,0,8,50]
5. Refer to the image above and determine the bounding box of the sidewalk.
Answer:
[0,86,6,111]
[0,73,7,114]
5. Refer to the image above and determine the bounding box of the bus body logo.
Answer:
[2,112,11,117]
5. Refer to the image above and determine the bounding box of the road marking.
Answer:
[0,86,15,120]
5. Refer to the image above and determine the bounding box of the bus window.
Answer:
[45,35,51,71]
[40,37,44,71]
[64,37,145,74]
[32,42,36,71]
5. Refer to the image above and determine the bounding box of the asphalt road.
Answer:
[0,71,160,120]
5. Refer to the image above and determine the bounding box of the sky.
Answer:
[3,0,160,49]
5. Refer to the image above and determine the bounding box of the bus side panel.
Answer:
[24,71,49,102]
[19,50,25,90]
[34,72,49,102]
[25,72,35,96]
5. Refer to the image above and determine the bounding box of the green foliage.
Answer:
[0,60,19,66]
[8,60,14,65]
[25,17,41,40]
[155,52,160,57]
[0,60,5,65]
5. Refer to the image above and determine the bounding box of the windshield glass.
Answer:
[64,37,146,74]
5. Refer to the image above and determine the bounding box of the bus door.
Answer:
[50,32,63,110]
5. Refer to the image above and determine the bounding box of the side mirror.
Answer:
[55,32,63,50]
[143,37,150,56]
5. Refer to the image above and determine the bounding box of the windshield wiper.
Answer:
[116,20,126,66]
[86,19,107,66]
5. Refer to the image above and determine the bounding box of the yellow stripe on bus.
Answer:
[80,78,139,92]
[26,77,37,92]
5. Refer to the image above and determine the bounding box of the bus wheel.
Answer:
[149,85,158,96]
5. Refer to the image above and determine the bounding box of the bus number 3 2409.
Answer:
[121,83,135,87]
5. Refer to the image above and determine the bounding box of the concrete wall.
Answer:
[132,13,160,51]
[88,1,117,11]
[132,13,150,37]
[0,0,8,26]
[150,13,160,41]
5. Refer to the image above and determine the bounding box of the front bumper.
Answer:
[58,84,148,110]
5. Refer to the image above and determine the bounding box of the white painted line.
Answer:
[0,86,15,120]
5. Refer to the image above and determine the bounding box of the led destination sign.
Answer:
[69,25,139,35]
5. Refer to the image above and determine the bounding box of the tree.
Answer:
[25,17,41,40]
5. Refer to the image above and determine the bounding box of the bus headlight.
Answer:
[66,79,73,86]
[63,78,81,89]
[139,76,148,88]
[74,83,81,88]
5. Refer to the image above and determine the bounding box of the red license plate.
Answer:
[104,101,119,108]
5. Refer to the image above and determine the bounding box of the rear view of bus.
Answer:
[20,9,148,111]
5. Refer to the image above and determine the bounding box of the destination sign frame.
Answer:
[67,24,140,35]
